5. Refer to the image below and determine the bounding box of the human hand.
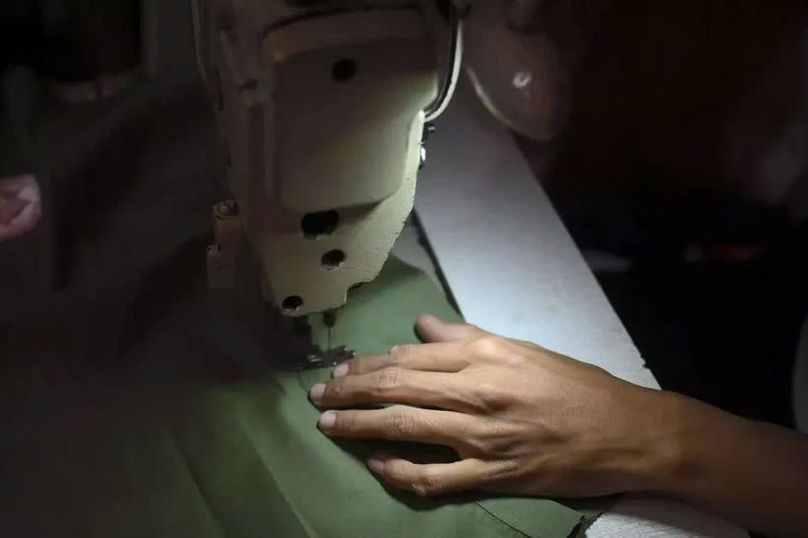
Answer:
[0,174,41,242]
[310,315,680,498]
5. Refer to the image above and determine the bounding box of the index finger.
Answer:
[333,341,470,378]
[415,315,487,343]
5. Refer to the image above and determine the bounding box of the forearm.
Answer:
[649,391,808,537]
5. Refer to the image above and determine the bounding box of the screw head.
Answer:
[218,200,238,216]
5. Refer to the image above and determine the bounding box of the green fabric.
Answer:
[309,256,463,356]
[1,257,587,538]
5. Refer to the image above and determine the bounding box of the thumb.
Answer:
[415,314,487,343]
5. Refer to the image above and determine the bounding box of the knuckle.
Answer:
[473,381,510,412]
[387,345,409,366]
[373,366,402,395]
[336,410,357,432]
[325,379,349,401]
[386,407,417,438]
[343,357,364,374]
[470,335,504,358]
[467,336,529,367]
[412,469,443,497]
[503,350,528,368]
[475,419,520,455]
[473,380,499,399]
[384,459,409,483]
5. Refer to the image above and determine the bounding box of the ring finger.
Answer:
[318,405,481,452]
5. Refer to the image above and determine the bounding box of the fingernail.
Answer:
[332,363,349,378]
[319,411,337,429]
[367,458,384,474]
[310,383,326,401]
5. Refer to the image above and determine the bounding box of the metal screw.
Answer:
[422,122,436,142]
[218,200,238,216]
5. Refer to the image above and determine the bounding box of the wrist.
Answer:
[623,389,712,494]
[639,391,751,497]
[597,386,693,494]
[620,389,688,491]
[622,389,808,536]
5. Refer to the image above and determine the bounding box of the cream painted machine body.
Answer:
[200,0,439,316]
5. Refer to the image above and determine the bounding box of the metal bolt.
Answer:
[422,122,436,142]
[218,200,238,216]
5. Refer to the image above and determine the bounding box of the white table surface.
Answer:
[410,79,747,538]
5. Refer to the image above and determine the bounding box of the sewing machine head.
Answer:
[198,0,462,327]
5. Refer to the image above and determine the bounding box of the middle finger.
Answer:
[311,367,476,412]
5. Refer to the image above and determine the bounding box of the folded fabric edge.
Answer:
[570,513,604,538]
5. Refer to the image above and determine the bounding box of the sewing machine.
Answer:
[197,0,464,367]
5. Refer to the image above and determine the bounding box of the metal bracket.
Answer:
[207,200,243,289]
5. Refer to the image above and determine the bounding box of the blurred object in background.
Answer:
[0,0,201,307]
[38,0,142,102]
[465,0,569,141]
[538,0,806,209]
[0,174,42,242]
[507,0,807,266]
[464,0,604,141]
